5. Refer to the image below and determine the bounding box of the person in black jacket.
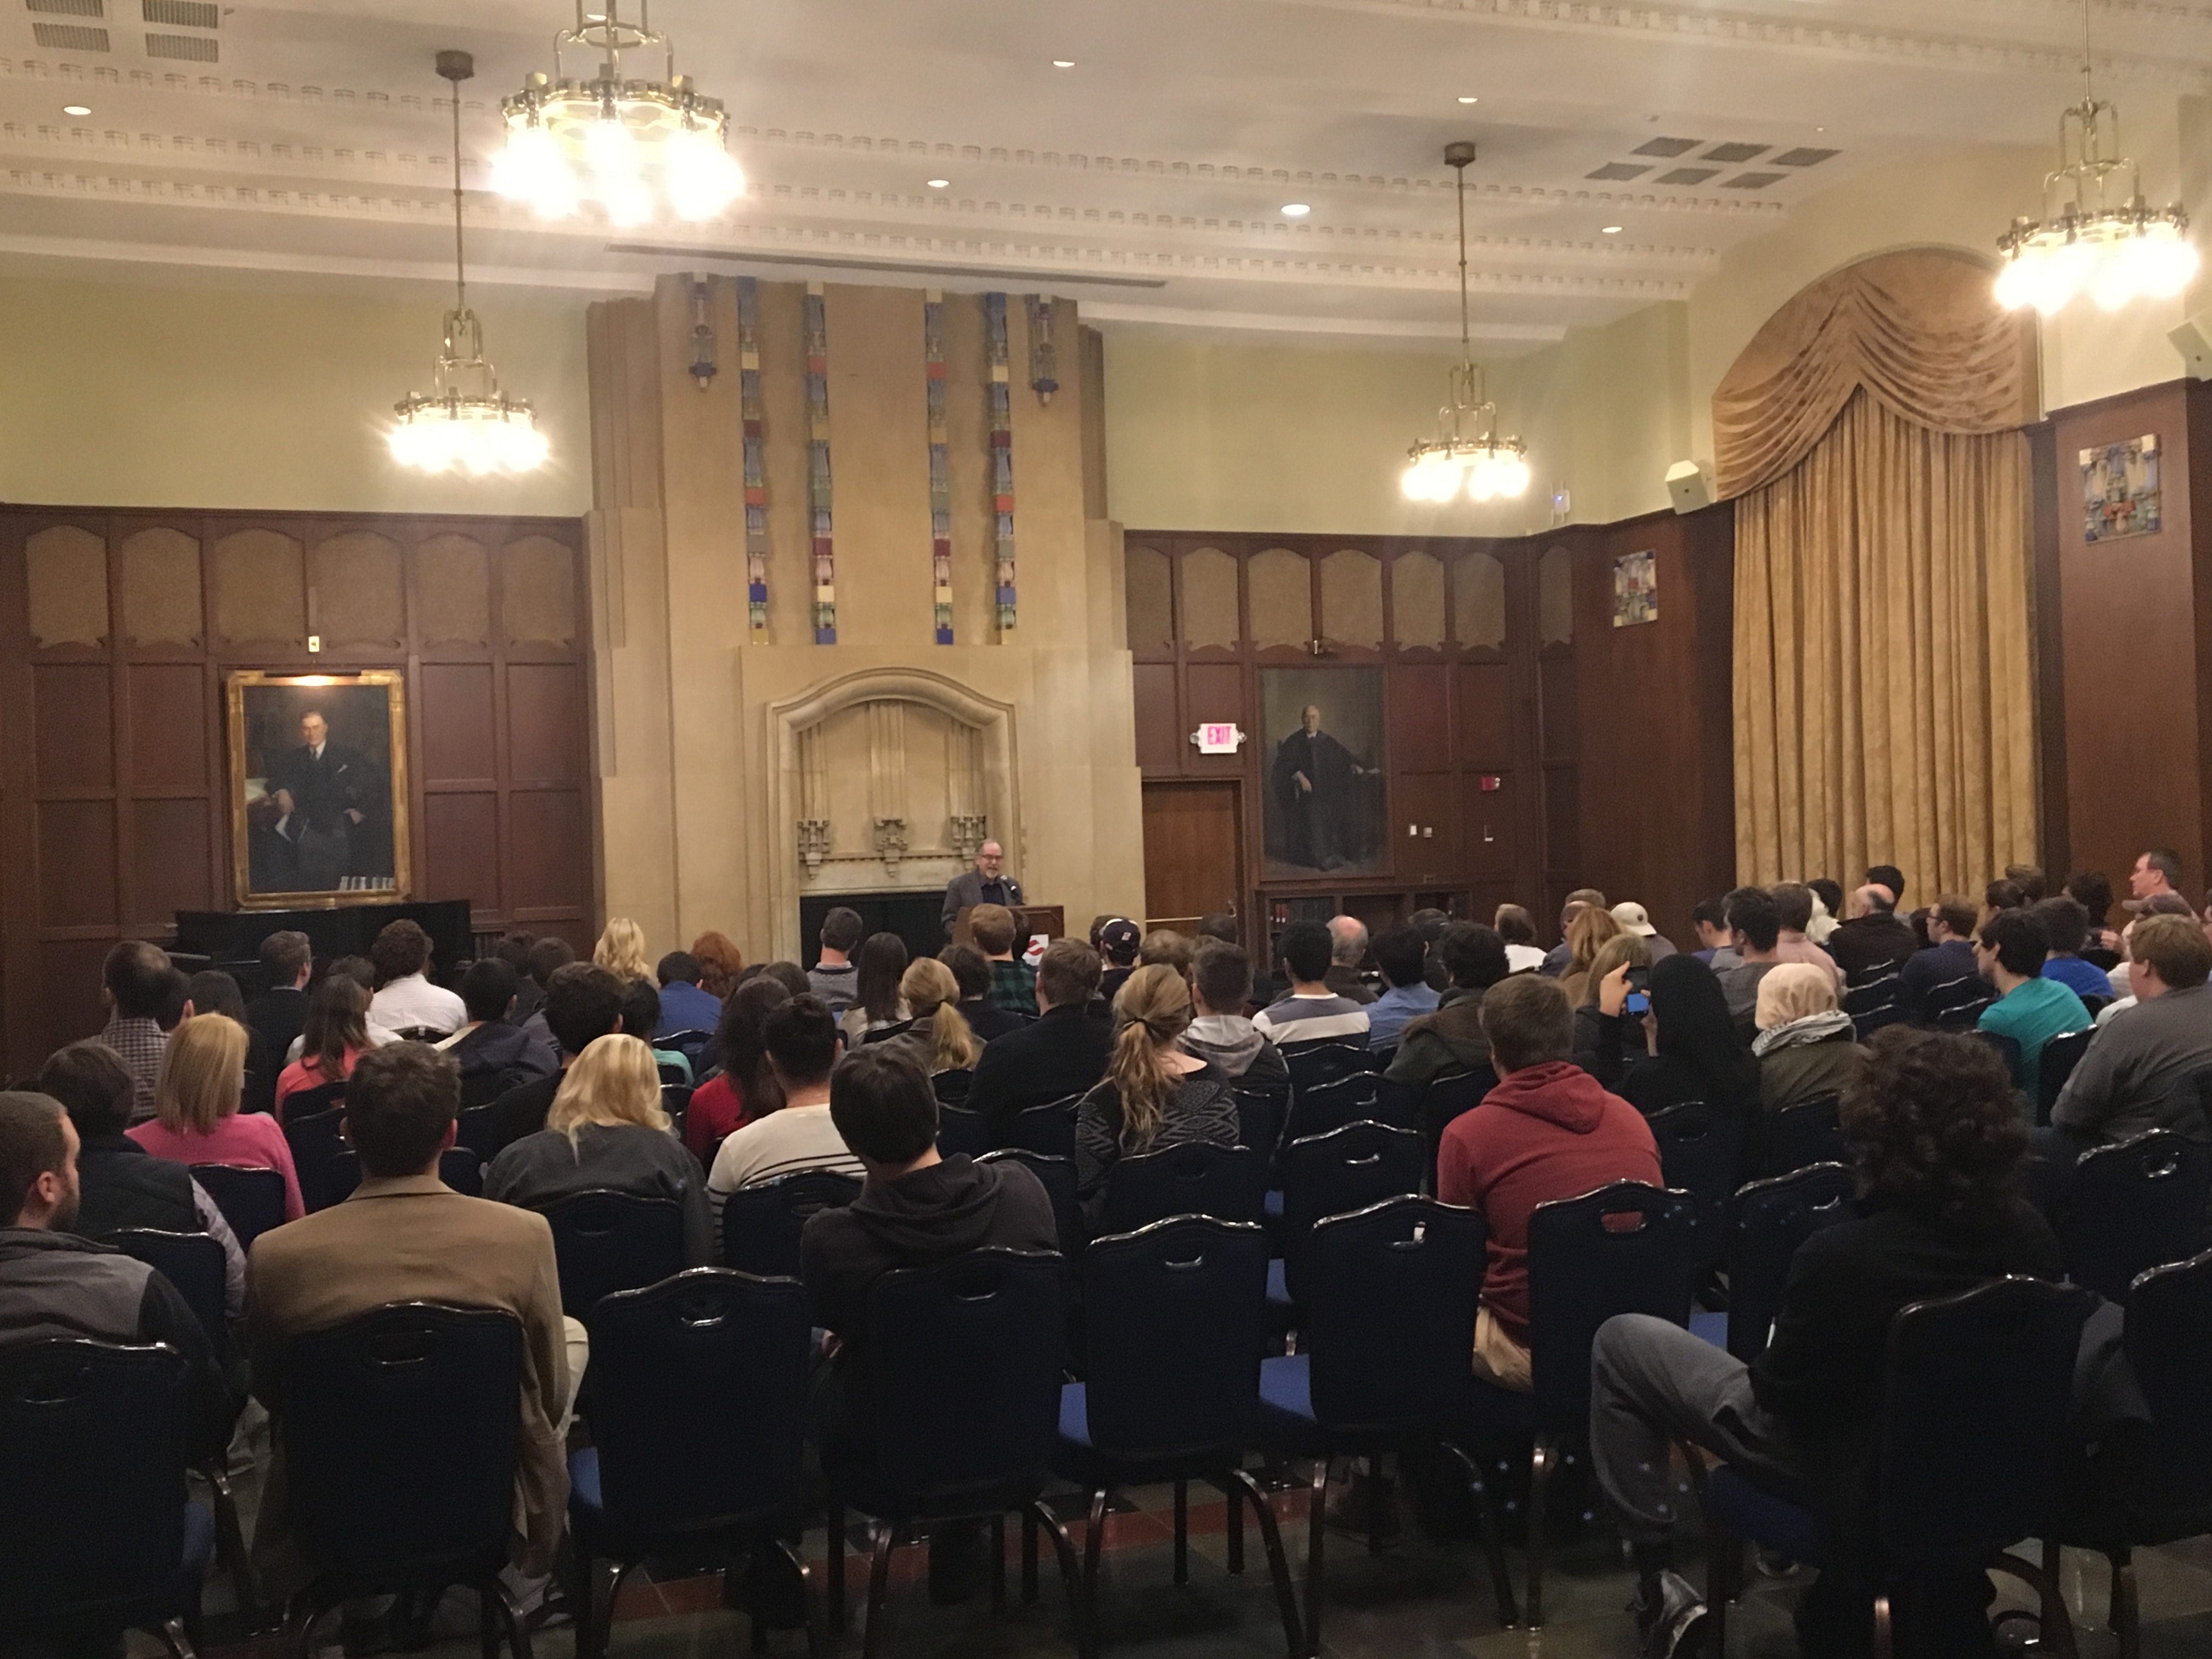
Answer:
[1587,954,1763,1171]
[438,957,558,1101]
[476,963,624,1160]
[1588,1030,2063,1659]
[967,939,1114,1144]
[242,930,314,1116]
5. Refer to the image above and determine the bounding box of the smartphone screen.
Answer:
[1624,990,1651,1015]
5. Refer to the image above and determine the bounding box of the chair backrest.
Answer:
[537,1189,688,1316]
[1763,1092,1848,1177]
[2080,995,2113,1020]
[1724,1163,1854,1362]
[1284,1040,1375,1094]
[1080,1216,1269,1463]
[284,1107,350,1212]
[454,1100,504,1152]
[1279,1120,1425,1302]
[0,1339,189,1629]
[327,1147,483,1206]
[1876,1277,2092,1561]
[1367,1076,1420,1130]
[1290,1073,1381,1139]
[659,1084,692,1141]
[1007,1093,1080,1159]
[975,1148,1082,1259]
[1970,1029,2024,1090]
[865,1248,1065,1501]
[2120,1249,2212,1530]
[1099,1141,1266,1234]
[1923,973,1994,1030]
[660,1029,715,1068]
[2063,1130,2212,1303]
[1644,1102,1742,1260]
[720,1169,863,1276]
[280,1303,522,1581]
[1303,1197,1485,1430]
[107,1229,227,1346]
[936,1104,990,1158]
[1421,1067,1495,1139]
[1525,1181,1701,1424]
[458,1069,513,1111]
[188,1163,289,1251]
[933,1069,974,1108]
[1232,1086,1288,1165]
[284,1079,348,1120]
[2037,1028,2097,1126]
[585,1269,812,1533]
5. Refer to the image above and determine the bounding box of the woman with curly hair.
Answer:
[689,930,746,1001]
[1586,1028,2063,1659]
[593,917,652,984]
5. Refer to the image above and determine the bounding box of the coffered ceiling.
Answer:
[2,0,2207,349]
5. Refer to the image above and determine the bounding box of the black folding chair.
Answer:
[1763,1092,1848,1177]
[326,1148,483,1204]
[1282,1041,1375,1093]
[1007,1093,1081,1160]
[2038,1028,2097,1126]
[283,1109,349,1213]
[1099,1142,1267,1233]
[2063,1131,2212,1304]
[978,1149,1084,1261]
[721,1169,863,1278]
[1645,1102,1742,1266]
[538,1190,687,1317]
[936,1105,990,1158]
[1272,1121,1425,1312]
[1286,1074,1383,1140]
[187,1165,288,1252]
[1718,1163,1853,1362]
[1971,1030,2024,1092]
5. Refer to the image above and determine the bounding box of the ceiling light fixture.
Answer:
[928,178,950,189]
[493,0,743,224]
[388,52,549,477]
[1458,95,1478,104]
[1281,202,1310,217]
[1401,142,1528,505]
[1052,59,1075,68]
[62,104,89,116]
[1996,0,2196,314]
[1601,224,1622,234]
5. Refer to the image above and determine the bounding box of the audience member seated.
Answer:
[1767,883,1843,992]
[130,1013,304,1222]
[880,959,982,1079]
[967,939,1114,1141]
[245,929,314,1092]
[1096,918,1142,1004]
[2067,870,2121,964]
[1825,880,1918,1008]
[1752,962,1865,1113]
[0,1091,236,1461]
[1321,916,1375,1004]
[940,943,1027,1041]
[809,907,864,1015]
[1897,894,1982,1023]
[842,932,912,1043]
[970,905,1039,1017]
[1974,908,2089,1102]
[2033,895,2114,1002]
[496,932,544,1021]
[1591,955,1762,1149]
[1183,943,1292,1092]
[1074,965,1240,1218]
[1253,920,1372,1049]
[708,997,865,1240]
[1589,1030,2063,1659]
[435,957,558,1093]
[366,918,465,1037]
[686,978,789,1161]
[2047,916,2212,1151]
[618,975,693,1084]
[1438,974,1661,1392]
[800,1045,1057,1464]
[274,974,372,1118]
[2105,893,2198,1009]
[1197,913,1267,1006]
[761,962,812,1000]
[594,916,653,983]
[518,936,577,1052]
[690,930,746,1002]
[1541,889,1607,977]
[188,969,271,1118]
[1364,927,1440,1047]
[2006,862,2049,902]
[98,939,174,1123]
[1494,904,1548,975]
[1409,906,1453,990]
[1611,901,1678,963]
[1559,904,1627,1006]
[1141,927,1198,978]
[1387,924,1511,1088]
[42,1040,246,1323]
[653,951,724,1037]
[1982,877,2027,924]
[478,963,626,1160]
[1808,878,1848,941]
[1712,885,1784,1030]
[1688,897,1736,967]
[484,1032,710,1267]
[1570,934,1652,1073]
[247,1043,573,1602]
[2129,847,2186,909]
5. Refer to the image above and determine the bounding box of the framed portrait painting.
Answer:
[227,671,411,908]
[1260,666,1387,880]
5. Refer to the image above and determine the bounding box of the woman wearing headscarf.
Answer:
[1750,961,1865,1113]
[1592,953,1763,1164]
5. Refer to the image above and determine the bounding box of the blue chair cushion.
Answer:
[1266,1259,1291,1310]
[1263,1190,1284,1220]
[1705,1464,1825,1567]
[180,1499,214,1581]
[1254,1353,1325,1456]
[1689,1310,1728,1350]
[568,1446,603,1517]
[1057,1383,1093,1453]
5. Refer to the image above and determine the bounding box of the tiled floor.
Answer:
[181,1461,2212,1659]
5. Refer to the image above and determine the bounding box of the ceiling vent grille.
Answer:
[1721,171,1784,189]
[142,0,216,26]
[144,27,214,57]
[1771,146,1838,168]
[1702,142,1771,163]
[1585,162,1650,182]
[27,0,105,16]
[1656,167,1719,186]
[32,20,107,46]
[1632,137,1701,157]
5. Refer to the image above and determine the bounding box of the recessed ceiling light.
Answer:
[62,104,89,116]
[928,178,950,189]
[1601,224,1622,234]
[1051,59,1075,68]
[1457,95,1478,104]
[1281,202,1311,217]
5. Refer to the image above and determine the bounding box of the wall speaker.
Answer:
[1665,459,1715,515]
[2171,308,2212,381]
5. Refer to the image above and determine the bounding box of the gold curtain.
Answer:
[1733,390,2036,897]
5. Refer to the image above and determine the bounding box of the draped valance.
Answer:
[1713,249,2038,501]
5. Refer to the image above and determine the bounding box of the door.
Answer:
[1141,781,1244,936]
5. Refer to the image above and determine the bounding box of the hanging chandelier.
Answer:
[1995,0,2197,315]
[388,52,550,477]
[1401,142,1530,505]
[493,0,744,224]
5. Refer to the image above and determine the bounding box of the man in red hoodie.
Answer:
[1437,971,1661,1390]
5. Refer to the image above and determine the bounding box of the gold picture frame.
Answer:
[226,670,413,910]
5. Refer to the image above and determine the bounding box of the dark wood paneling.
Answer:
[507,663,588,785]
[127,664,208,791]
[1131,663,1184,775]
[1454,661,1514,768]
[1392,772,1458,883]
[131,798,212,923]
[1461,771,1517,881]
[35,664,112,791]
[423,791,500,904]
[1538,652,1578,762]
[1141,781,1244,927]
[1387,664,1452,774]
[420,663,498,786]
[40,939,112,1064]
[507,788,591,915]
[1183,662,1248,778]
[38,800,115,928]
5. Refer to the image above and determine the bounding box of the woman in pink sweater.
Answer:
[128,1012,304,1221]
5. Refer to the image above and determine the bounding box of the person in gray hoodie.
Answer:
[1181,943,1291,1092]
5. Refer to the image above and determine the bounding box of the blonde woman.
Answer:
[1570,933,1651,1072]
[129,1012,304,1220]
[1752,962,1865,1112]
[877,957,980,1075]
[593,918,652,985]
[1558,904,1626,1006]
[483,1032,711,1267]
[1072,964,1240,1217]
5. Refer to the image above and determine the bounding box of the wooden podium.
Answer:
[952,905,1064,955]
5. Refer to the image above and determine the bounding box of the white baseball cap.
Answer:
[1611,901,1659,938]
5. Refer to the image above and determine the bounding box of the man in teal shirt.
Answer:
[1976,908,2089,1102]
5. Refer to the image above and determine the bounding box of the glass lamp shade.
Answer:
[388,399,549,476]
[496,81,744,223]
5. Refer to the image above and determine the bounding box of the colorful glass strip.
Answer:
[924,289,953,645]
[1026,292,1058,403]
[804,282,835,644]
[737,276,768,635]
[985,291,1016,634]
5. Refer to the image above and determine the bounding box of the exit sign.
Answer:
[1190,722,1246,755]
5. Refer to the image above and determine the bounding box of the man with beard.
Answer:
[267,708,379,890]
[1272,703,1369,870]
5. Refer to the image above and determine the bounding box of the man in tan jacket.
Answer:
[247,1042,572,1601]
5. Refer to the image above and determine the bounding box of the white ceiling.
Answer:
[1,0,2207,349]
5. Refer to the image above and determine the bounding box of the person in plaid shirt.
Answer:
[970,904,1038,1017]
[97,940,174,1124]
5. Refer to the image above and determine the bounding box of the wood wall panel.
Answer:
[1319,548,1383,651]
[502,535,579,645]
[25,526,108,649]
[422,791,500,904]
[1392,771,1458,881]
[211,528,307,646]
[1181,549,1240,651]
[309,532,407,648]
[35,664,112,790]
[1392,551,1447,651]
[127,665,207,791]
[1387,664,1452,771]
[507,789,590,913]
[38,800,115,928]
[1131,663,1184,775]
[131,798,211,923]
[1125,544,1174,657]
[507,664,587,785]
[420,664,498,786]
[1455,662,1514,768]
[416,535,492,645]
[40,940,113,1064]
[1461,772,1518,879]
[119,527,202,647]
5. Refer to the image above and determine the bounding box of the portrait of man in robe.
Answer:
[1261,668,1385,878]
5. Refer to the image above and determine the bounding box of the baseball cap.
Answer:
[1610,901,1660,938]
[1099,918,1142,964]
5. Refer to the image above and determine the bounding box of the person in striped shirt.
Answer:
[1252,921,1371,1049]
[707,995,865,1253]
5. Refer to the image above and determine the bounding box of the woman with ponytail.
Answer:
[1073,963,1242,1219]
[878,957,981,1075]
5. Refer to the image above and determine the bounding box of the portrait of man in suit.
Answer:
[232,673,407,903]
